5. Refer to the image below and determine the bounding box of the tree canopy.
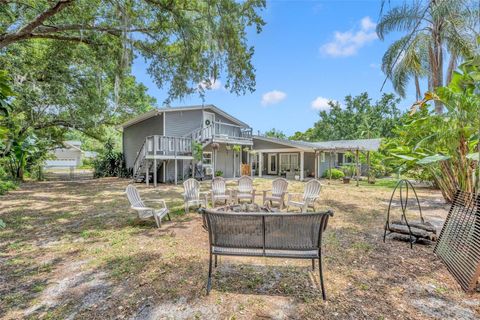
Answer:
[377,0,479,112]
[0,0,266,102]
[290,93,403,142]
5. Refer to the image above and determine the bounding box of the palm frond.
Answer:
[376,2,425,40]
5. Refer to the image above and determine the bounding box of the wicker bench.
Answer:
[200,209,334,300]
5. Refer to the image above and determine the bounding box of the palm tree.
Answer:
[377,0,479,113]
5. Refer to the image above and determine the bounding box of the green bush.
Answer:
[215,170,223,177]
[0,179,16,195]
[93,140,129,178]
[322,168,345,179]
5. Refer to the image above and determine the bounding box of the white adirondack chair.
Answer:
[183,178,207,213]
[287,179,322,212]
[263,178,289,209]
[235,176,256,203]
[125,184,170,228]
[210,177,232,208]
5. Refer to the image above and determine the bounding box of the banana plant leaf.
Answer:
[466,153,479,161]
[390,153,417,161]
[417,154,451,165]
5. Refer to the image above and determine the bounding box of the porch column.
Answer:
[300,151,304,181]
[355,149,360,187]
[258,153,263,178]
[153,158,157,187]
[239,149,243,176]
[329,152,332,183]
[174,159,178,185]
[314,151,318,179]
[145,159,149,187]
[233,151,236,178]
[250,153,254,177]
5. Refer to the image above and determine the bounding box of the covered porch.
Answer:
[250,136,382,182]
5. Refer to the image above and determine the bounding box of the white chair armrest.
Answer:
[287,192,302,202]
[145,199,167,208]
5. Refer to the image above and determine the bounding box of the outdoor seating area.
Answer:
[176,176,322,212]
[1,177,478,319]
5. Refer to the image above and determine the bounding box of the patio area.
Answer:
[0,178,478,319]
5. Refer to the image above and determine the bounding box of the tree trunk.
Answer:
[414,75,421,100]
[446,52,457,85]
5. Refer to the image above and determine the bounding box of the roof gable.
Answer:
[121,104,249,129]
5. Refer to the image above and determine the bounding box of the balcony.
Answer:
[192,122,253,145]
[144,135,193,159]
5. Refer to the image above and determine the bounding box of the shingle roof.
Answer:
[253,135,381,152]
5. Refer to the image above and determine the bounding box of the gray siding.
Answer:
[123,114,164,169]
[209,110,237,126]
[253,139,293,150]
[204,144,240,178]
[164,109,202,137]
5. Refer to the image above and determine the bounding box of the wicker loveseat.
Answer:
[200,209,334,300]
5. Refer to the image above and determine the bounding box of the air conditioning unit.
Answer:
[204,166,213,176]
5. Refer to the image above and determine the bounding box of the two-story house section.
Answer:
[121,105,253,185]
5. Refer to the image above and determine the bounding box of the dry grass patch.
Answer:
[0,177,478,319]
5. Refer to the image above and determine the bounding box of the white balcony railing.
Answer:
[192,122,252,143]
[145,135,192,157]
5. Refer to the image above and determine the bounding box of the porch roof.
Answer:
[252,136,381,152]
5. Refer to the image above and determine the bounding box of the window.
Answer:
[320,152,326,163]
[279,153,299,172]
[202,152,212,165]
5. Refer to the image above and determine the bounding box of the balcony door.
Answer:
[267,153,278,175]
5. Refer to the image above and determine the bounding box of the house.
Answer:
[44,141,98,168]
[121,105,381,185]
[44,141,84,168]
[122,105,253,185]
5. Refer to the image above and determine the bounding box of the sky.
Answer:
[132,0,416,136]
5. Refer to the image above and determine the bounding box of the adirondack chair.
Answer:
[183,178,207,213]
[235,175,256,203]
[125,184,170,228]
[210,177,233,208]
[262,178,289,209]
[287,179,322,212]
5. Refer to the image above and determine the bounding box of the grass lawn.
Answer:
[0,177,478,319]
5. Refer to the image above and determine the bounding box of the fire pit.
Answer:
[213,203,277,213]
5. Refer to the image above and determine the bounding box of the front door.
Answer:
[268,154,277,175]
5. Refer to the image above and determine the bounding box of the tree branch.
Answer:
[0,0,75,48]
[17,0,73,35]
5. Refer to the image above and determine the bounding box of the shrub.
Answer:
[93,140,129,178]
[215,170,223,177]
[0,179,16,195]
[322,168,345,179]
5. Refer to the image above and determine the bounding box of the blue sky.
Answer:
[132,0,415,136]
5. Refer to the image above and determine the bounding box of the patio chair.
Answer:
[210,177,233,208]
[125,184,171,228]
[183,178,208,213]
[287,179,321,212]
[262,178,289,209]
[235,176,256,204]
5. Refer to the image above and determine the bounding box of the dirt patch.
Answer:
[0,178,479,319]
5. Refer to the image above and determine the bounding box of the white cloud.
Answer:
[261,90,287,106]
[199,78,222,90]
[311,96,337,111]
[320,16,378,57]
[369,63,380,69]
